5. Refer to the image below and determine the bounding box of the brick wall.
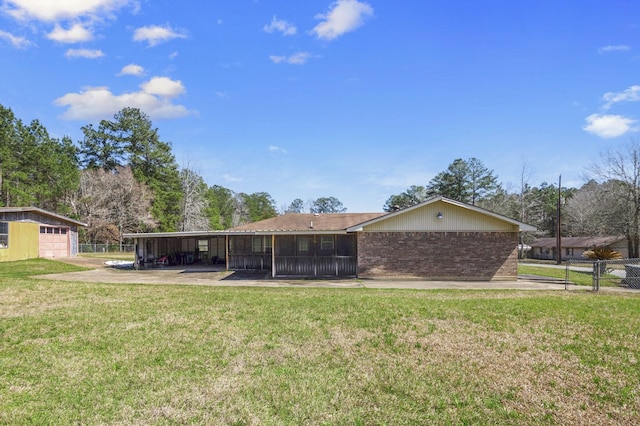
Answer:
[357,231,518,281]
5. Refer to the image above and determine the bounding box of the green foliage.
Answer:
[205,185,237,229]
[383,185,427,211]
[311,196,347,213]
[240,191,278,223]
[0,105,80,212]
[582,247,623,260]
[286,198,305,213]
[427,157,499,205]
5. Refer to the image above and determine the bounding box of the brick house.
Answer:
[0,207,87,262]
[127,196,534,281]
[529,236,629,261]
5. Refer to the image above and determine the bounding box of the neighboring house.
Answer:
[529,236,629,261]
[126,196,535,281]
[0,207,87,262]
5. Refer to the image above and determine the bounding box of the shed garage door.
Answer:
[39,226,69,258]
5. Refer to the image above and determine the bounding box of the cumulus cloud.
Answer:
[598,45,630,54]
[133,24,186,46]
[54,76,192,120]
[311,0,373,41]
[602,85,640,110]
[583,114,636,139]
[263,16,296,36]
[2,0,135,22]
[269,52,313,65]
[47,23,93,43]
[117,63,144,76]
[140,76,185,97]
[0,29,32,48]
[65,48,105,58]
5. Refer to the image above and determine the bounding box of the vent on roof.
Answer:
[310,221,314,229]
[313,213,320,216]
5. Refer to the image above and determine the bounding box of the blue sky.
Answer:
[1,1,639,212]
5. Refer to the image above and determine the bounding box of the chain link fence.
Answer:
[565,258,640,291]
[79,244,135,253]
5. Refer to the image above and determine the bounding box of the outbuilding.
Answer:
[0,207,87,261]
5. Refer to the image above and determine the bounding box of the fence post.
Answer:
[592,261,600,292]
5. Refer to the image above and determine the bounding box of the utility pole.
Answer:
[556,175,562,265]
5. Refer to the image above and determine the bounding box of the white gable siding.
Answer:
[361,201,518,232]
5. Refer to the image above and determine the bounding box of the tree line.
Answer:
[384,152,640,258]
[0,105,347,245]
[3,103,640,255]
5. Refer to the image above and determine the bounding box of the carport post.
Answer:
[271,234,276,278]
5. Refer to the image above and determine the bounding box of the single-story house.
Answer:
[0,207,87,262]
[529,236,629,261]
[125,196,535,281]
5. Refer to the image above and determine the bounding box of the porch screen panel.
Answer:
[336,235,356,256]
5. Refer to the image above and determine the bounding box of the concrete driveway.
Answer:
[37,257,585,291]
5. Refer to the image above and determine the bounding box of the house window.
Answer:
[252,236,272,253]
[198,239,209,253]
[320,235,334,251]
[0,222,7,248]
[566,248,573,256]
[298,237,310,253]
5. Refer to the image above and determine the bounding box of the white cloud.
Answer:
[0,29,32,48]
[140,76,185,97]
[133,24,186,46]
[311,0,373,41]
[269,51,312,65]
[117,63,144,76]
[583,114,636,139]
[269,145,287,154]
[65,48,104,58]
[602,85,640,110]
[47,23,93,43]
[598,45,630,54]
[222,173,242,183]
[263,16,296,36]
[54,76,192,120]
[2,0,135,22]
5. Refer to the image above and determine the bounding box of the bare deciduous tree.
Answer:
[178,168,210,232]
[589,139,640,257]
[72,166,155,246]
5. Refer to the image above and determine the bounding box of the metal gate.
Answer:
[565,258,640,291]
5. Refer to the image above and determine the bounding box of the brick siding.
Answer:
[357,231,518,281]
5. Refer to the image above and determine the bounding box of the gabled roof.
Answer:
[0,207,87,227]
[229,212,387,234]
[346,196,537,232]
[531,236,627,249]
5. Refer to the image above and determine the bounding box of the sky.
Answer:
[1,0,639,213]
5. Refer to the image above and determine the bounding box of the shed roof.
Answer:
[0,207,87,227]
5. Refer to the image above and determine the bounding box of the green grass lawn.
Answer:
[1,259,639,424]
[518,264,621,287]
